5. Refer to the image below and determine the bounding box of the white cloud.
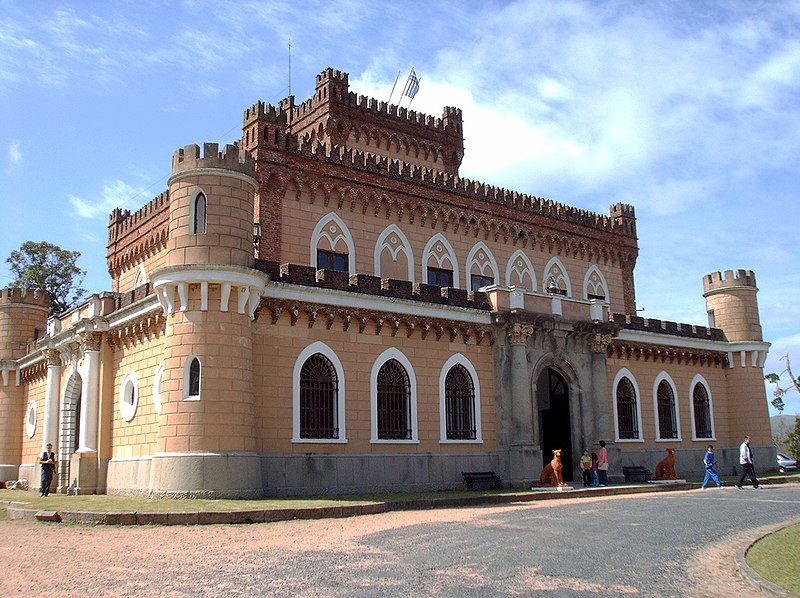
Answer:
[6,140,22,172]
[69,180,148,220]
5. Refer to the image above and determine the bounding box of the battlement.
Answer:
[0,287,50,308]
[108,191,169,241]
[703,269,757,294]
[316,67,348,88]
[289,139,636,237]
[243,100,284,126]
[172,143,255,178]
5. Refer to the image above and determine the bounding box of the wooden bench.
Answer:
[622,465,652,482]
[462,471,502,490]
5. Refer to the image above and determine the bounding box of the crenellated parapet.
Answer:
[108,191,169,242]
[281,139,636,237]
[171,143,255,178]
[703,269,757,294]
[0,287,49,308]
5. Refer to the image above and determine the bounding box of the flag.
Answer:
[402,68,419,99]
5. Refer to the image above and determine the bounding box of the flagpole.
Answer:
[407,76,420,109]
[387,70,401,105]
[288,39,292,96]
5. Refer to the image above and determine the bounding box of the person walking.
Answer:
[701,444,722,489]
[597,440,609,486]
[736,435,759,489]
[38,443,57,497]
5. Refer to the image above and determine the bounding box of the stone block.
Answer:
[412,282,441,302]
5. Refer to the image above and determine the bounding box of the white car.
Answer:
[777,452,798,472]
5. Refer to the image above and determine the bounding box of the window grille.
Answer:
[445,364,476,440]
[693,383,712,438]
[377,359,411,440]
[299,353,339,439]
[616,376,639,439]
[656,380,678,439]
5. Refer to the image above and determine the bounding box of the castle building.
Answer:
[0,68,773,497]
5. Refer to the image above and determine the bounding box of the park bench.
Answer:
[461,471,502,490]
[622,465,652,482]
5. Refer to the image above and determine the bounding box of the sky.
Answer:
[1,0,798,414]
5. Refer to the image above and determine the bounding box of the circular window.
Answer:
[119,371,139,422]
[152,362,165,415]
[26,401,37,438]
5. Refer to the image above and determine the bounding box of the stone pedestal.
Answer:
[148,452,263,498]
[506,443,541,488]
[68,451,99,495]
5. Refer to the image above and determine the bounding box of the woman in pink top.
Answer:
[597,440,609,486]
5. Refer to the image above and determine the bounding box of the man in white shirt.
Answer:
[736,435,759,489]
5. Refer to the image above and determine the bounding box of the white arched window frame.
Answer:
[612,368,644,442]
[370,347,418,443]
[422,233,460,288]
[152,362,165,416]
[652,371,681,441]
[439,353,482,443]
[542,256,572,296]
[465,242,500,291]
[310,212,356,274]
[689,374,716,440]
[133,265,147,290]
[582,265,610,303]
[26,400,37,438]
[119,370,139,422]
[292,341,347,443]
[183,355,201,401]
[505,250,537,290]
[374,224,415,282]
[190,190,207,235]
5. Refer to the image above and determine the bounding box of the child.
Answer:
[701,444,722,489]
[591,452,599,486]
[580,449,592,487]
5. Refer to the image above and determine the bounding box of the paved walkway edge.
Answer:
[735,519,800,598]
[5,477,798,527]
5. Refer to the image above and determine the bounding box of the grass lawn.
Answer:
[746,523,800,596]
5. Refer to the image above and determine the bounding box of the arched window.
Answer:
[444,364,476,440]
[505,250,536,290]
[466,242,499,292]
[374,224,414,282]
[656,380,678,439]
[693,382,713,439]
[299,353,339,439]
[192,193,207,234]
[119,371,138,422]
[616,376,640,439]
[422,234,459,288]
[543,257,571,296]
[377,359,412,440]
[311,212,355,274]
[583,265,609,302]
[184,357,201,400]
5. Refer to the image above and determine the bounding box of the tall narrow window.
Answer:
[656,380,678,439]
[193,193,207,234]
[377,359,411,440]
[693,383,712,439]
[299,353,339,439]
[187,357,201,398]
[616,376,639,439]
[445,365,476,440]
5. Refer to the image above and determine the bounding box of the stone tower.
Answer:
[149,143,267,498]
[703,269,770,445]
[0,288,49,481]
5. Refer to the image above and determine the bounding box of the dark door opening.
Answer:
[539,368,574,481]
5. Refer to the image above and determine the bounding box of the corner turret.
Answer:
[703,269,762,342]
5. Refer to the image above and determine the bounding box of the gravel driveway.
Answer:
[2,485,798,597]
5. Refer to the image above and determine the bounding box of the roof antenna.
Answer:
[288,39,292,97]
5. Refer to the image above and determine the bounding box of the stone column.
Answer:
[506,323,537,486]
[42,349,61,449]
[77,332,102,453]
[587,332,613,452]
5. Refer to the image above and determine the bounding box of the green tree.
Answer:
[786,418,800,461]
[765,354,800,413]
[7,241,86,315]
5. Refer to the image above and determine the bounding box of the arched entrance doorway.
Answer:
[537,368,574,481]
[59,373,82,492]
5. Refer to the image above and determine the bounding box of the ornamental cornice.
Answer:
[262,298,492,345]
[607,340,727,367]
[106,313,166,351]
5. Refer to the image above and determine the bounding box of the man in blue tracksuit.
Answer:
[701,444,722,489]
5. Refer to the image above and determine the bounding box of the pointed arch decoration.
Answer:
[505,250,537,290]
[310,212,356,274]
[583,265,610,302]
[374,224,415,282]
[422,233,459,288]
[465,242,499,291]
[542,256,572,296]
